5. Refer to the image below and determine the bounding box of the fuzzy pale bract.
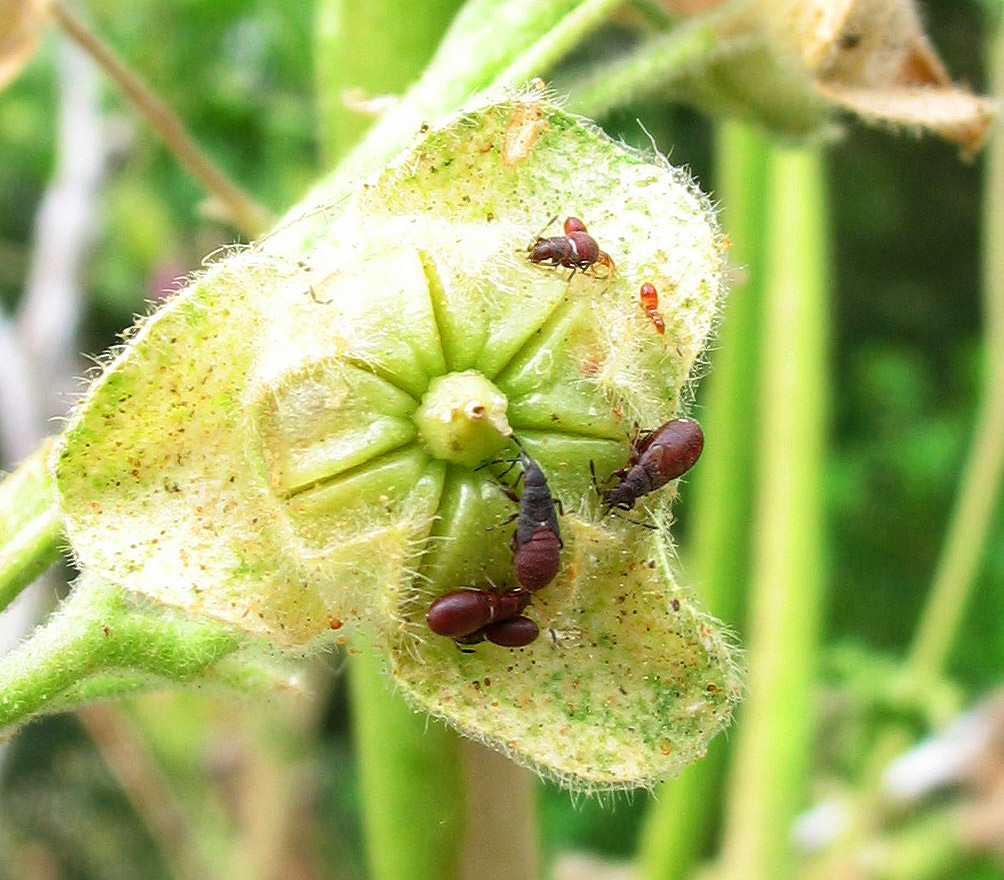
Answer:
[660,0,995,151]
[54,96,741,788]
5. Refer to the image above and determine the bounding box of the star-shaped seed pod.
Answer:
[53,95,741,787]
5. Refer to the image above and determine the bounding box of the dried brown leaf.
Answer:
[817,80,997,151]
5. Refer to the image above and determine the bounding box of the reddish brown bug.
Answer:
[500,448,564,592]
[639,282,665,335]
[528,216,614,279]
[426,586,531,639]
[456,615,540,648]
[602,418,705,511]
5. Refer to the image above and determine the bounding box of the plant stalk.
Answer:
[486,0,626,91]
[566,5,747,119]
[348,640,466,880]
[0,575,242,732]
[0,439,63,613]
[718,143,829,880]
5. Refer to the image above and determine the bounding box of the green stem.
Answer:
[0,574,241,732]
[315,0,467,166]
[459,741,537,880]
[638,119,770,880]
[718,144,829,880]
[349,639,466,880]
[566,7,747,119]
[301,0,610,208]
[486,0,626,91]
[907,15,1004,683]
[0,439,63,613]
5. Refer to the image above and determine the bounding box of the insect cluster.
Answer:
[424,218,706,652]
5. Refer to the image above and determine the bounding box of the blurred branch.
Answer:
[49,0,271,239]
[907,12,1004,684]
[459,741,537,880]
[0,35,100,666]
[77,703,212,880]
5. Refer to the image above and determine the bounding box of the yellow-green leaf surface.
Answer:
[55,95,739,786]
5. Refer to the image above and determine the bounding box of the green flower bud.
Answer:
[54,95,740,786]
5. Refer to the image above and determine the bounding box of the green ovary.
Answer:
[414,371,512,467]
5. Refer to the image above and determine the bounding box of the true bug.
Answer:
[456,615,540,648]
[501,448,564,592]
[602,418,705,511]
[528,216,614,278]
[426,586,531,639]
[639,282,665,335]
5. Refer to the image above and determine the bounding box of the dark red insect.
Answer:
[639,282,665,335]
[456,615,540,648]
[505,449,563,592]
[529,216,614,278]
[426,586,531,638]
[602,418,705,511]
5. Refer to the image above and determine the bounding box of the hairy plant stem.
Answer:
[0,439,63,613]
[486,0,626,91]
[638,118,769,880]
[566,5,750,119]
[0,576,242,731]
[49,0,271,239]
[718,144,829,880]
[907,15,1004,684]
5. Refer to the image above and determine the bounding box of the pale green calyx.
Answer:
[52,94,740,788]
[414,371,511,466]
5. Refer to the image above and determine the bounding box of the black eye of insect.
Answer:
[528,215,615,279]
[502,447,564,592]
[601,418,704,512]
